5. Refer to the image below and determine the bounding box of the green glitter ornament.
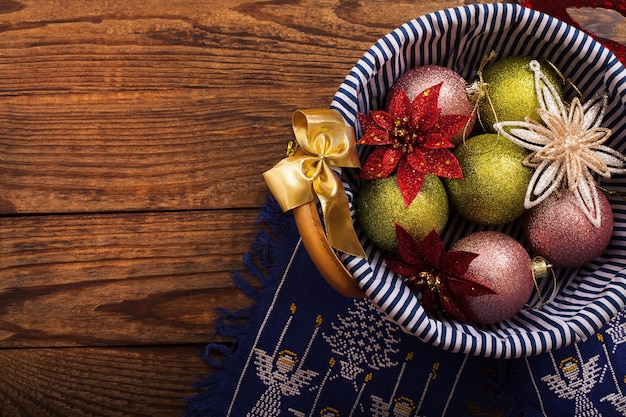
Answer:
[356,174,449,253]
[476,56,563,132]
[443,133,532,226]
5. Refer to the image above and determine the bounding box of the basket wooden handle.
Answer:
[293,200,366,298]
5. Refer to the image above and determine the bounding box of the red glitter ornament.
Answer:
[357,84,468,207]
[386,225,496,324]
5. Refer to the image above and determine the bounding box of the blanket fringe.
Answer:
[183,195,294,416]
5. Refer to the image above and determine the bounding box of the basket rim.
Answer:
[330,2,626,359]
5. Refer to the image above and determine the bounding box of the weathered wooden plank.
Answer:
[0,210,261,348]
[0,0,468,215]
[0,345,209,417]
[0,89,291,214]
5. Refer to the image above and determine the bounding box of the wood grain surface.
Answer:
[0,345,205,417]
[0,0,535,415]
[0,210,258,348]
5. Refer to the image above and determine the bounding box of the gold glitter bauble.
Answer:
[479,56,563,132]
[356,174,449,253]
[444,133,532,225]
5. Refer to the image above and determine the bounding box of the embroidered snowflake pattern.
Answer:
[323,298,400,378]
[493,60,626,227]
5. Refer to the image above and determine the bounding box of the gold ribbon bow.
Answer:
[263,109,366,258]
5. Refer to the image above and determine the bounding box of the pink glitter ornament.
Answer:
[523,189,614,268]
[387,65,476,145]
[451,231,534,324]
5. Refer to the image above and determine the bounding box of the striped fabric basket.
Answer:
[330,3,626,359]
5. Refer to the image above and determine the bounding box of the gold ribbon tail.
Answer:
[318,176,366,257]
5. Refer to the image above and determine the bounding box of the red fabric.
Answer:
[520,0,626,64]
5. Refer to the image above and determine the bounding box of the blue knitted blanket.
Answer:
[184,196,626,416]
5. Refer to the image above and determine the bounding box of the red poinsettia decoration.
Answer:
[357,83,469,207]
[386,225,496,324]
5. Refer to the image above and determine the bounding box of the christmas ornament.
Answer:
[451,231,535,324]
[386,65,476,145]
[494,59,626,228]
[473,55,563,133]
[386,226,495,324]
[444,133,532,225]
[357,83,469,207]
[523,189,614,268]
[356,174,449,253]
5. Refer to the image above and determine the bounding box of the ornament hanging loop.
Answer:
[526,256,557,310]
[466,50,498,138]
[464,50,502,154]
[545,58,582,97]
[598,184,626,201]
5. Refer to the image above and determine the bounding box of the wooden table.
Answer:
[0,1,619,415]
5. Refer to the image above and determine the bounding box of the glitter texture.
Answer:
[477,56,563,132]
[451,231,534,324]
[523,189,614,268]
[356,174,449,253]
[357,83,467,207]
[444,133,532,225]
[387,65,476,145]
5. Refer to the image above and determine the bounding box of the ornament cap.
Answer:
[527,255,557,310]
[531,255,552,280]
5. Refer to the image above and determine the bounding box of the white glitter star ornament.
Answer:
[493,59,626,228]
